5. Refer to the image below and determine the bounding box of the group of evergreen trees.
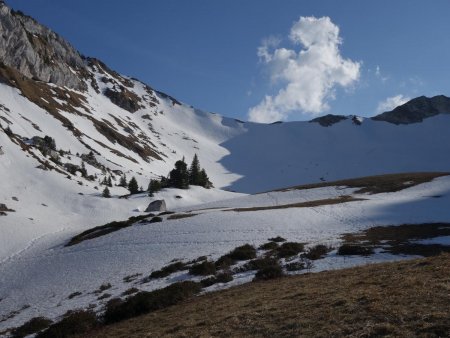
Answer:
[149,154,212,196]
[102,174,139,198]
[102,154,212,198]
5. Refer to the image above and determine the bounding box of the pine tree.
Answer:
[199,169,213,188]
[102,186,111,198]
[107,176,112,187]
[169,159,189,189]
[128,176,139,194]
[80,161,87,178]
[119,174,127,187]
[148,179,161,197]
[189,154,202,185]
[101,176,107,186]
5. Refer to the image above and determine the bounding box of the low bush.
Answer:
[268,236,286,243]
[215,244,257,269]
[99,283,112,291]
[277,242,304,258]
[67,291,81,299]
[303,244,332,260]
[200,272,233,288]
[122,287,139,296]
[337,244,374,256]
[285,261,306,271]
[253,262,284,281]
[103,281,202,324]
[239,257,279,272]
[11,317,53,338]
[259,242,279,251]
[97,293,111,300]
[189,260,216,276]
[227,244,257,261]
[215,255,234,269]
[149,216,163,223]
[36,310,99,338]
[150,261,187,279]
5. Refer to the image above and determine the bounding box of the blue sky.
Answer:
[7,0,450,121]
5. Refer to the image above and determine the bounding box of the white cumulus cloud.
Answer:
[376,94,410,113]
[248,16,361,123]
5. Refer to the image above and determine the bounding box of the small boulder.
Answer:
[145,200,166,212]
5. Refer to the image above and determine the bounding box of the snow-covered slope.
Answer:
[1,174,450,331]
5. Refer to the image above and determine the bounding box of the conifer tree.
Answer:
[169,158,189,189]
[119,174,127,187]
[199,168,213,188]
[148,179,161,197]
[80,161,87,178]
[128,176,139,194]
[107,176,112,187]
[102,186,111,198]
[189,154,202,185]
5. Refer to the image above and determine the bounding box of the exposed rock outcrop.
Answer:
[310,114,348,127]
[372,95,450,124]
[0,2,87,90]
[145,200,167,212]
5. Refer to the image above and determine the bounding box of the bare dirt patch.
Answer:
[341,223,450,257]
[275,172,449,194]
[228,195,364,212]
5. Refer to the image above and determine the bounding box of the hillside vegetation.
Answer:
[81,254,450,337]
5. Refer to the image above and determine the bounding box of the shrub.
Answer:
[11,317,53,338]
[149,261,187,279]
[103,281,202,324]
[227,244,257,261]
[36,310,99,338]
[253,262,284,281]
[149,216,163,223]
[337,244,374,256]
[189,260,216,276]
[240,257,279,272]
[303,244,332,260]
[215,255,234,269]
[99,283,112,291]
[277,242,304,258]
[259,242,279,251]
[268,236,286,243]
[122,287,139,296]
[285,261,306,271]
[201,272,233,288]
[68,291,82,299]
[98,293,111,300]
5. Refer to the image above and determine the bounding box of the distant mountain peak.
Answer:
[372,95,450,124]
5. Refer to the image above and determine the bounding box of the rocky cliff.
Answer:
[372,95,450,124]
[0,1,87,90]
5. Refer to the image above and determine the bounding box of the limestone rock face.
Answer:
[0,2,87,90]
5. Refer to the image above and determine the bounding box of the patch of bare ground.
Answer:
[167,213,197,220]
[81,254,450,338]
[341,223,450,257]
[274,172,450,194]
[228,195,364,212]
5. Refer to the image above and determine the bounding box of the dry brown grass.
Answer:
[83,254,450,337]
[274,172,450,194]
[228,195,364,212]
